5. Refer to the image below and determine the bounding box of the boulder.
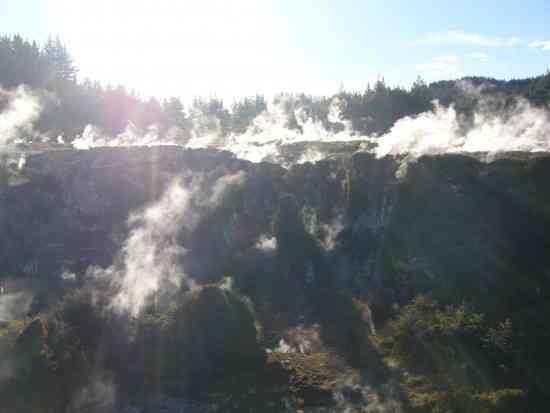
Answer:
[164,285,265,384]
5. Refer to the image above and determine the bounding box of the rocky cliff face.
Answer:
[4,148,550,310]
[2,147,550,411]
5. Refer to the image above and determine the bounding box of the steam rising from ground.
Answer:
[72,122,176,150]
[270,325,324,354]
[3,82,550,168]
[73,96,364,164]
[87,178,200,316]
[207,170,246,205]
[0,86,42,184]
[70,87,550,168]
[303,207,344,250]
[84,170,248,316]
[255,234,277,251]
[0,86,42,151]
[375,98,550,158]
[0,291,33,322]
[205,96,363,163]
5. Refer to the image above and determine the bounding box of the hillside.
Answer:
[1,147,550,411]
[2,25,550,412]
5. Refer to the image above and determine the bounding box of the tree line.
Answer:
[1,34,549,143]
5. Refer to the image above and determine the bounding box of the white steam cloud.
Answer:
[0,291,33,322]
[375,98,550,158]
[60,81,550,168]
[211,96,362,164]
[303,207,344,250]
[255,234,277,252]
[85,170,248,316]
[270,325,324,354]
[0,86,42,185]
[72,122,178,150]
[0,86,42,151]
[73,96,364,165]
[207,170,246,206]
[87,178,200,316]
[320,215,345,250]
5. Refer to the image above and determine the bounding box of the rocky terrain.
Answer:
[2,146,550,412]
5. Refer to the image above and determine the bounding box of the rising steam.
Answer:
[0,86,42,151]
[0,86,42,185]
[375,98,550,158]
[73,96,364,165]
[207,170,247,206]
[372,94,550,180]
[72,122,178,150]
[87,177,200,316]
[84,169,250,316]
[303,207,344,250]
[0,80,544,169]
[0,291,33,322]
[255,234,277,252]
[69,86,550,168]
[209,96,362,163]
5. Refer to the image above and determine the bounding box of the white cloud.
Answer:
[416,55,462,80]
[469,52,488,62]
[417,31,520,47]
[529,40,550,51]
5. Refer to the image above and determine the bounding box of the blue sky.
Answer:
[3,0,550,101]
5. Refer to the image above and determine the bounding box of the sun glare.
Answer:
[50,0,300,101]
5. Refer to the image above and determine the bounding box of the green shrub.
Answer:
[375,295,526,412]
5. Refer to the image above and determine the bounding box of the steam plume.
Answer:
[207,170,247,206]
[85,170,248,316]
[63,82,550,167]
[0,86,42,151]
[255,234,277,252]
[73,96,364,165]
[210,96,363,164]
[87,177,200,316]
[375,98,550,158]
[303,207,344,250]
[0,290,33,322]
[72,122,178,150]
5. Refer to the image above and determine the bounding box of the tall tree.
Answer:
[43,36,78,88]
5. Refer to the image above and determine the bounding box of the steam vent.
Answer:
[2,23,550,411]
[0,144,548,411]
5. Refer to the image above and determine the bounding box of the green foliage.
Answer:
[340,78,434,135]
[231,94,267,133]
[384,295,484,374]
[42,36,78,88]
[122,285,265,395]
[0,315,90,412]
[401,374,524,413]
[392,295,484,341]
[375,295,526,412]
